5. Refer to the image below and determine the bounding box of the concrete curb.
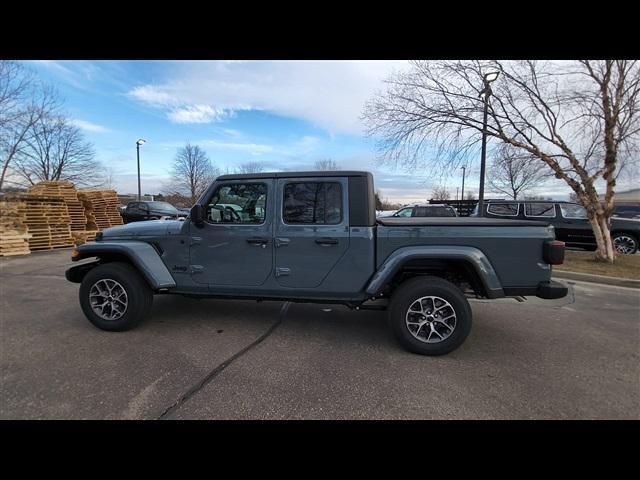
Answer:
[553,270,640,289]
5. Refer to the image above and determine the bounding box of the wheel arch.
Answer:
[66,241,176,290]
[366,246,505,299]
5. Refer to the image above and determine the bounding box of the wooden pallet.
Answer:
[21,195,74,250]
[77,189,123,229]
[27,181,87,231]
[0,199,32,256]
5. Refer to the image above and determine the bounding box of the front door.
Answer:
[557,203,594,245]
[190,180,273,286]
[274,177,349,288]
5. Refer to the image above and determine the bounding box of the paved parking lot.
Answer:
[1,249,638,419]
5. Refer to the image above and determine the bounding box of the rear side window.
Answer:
[487,203,519,216]
[283,182,342,224]
[525,203,555,218]
[415,206,456,217]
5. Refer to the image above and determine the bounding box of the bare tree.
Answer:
[12,113,102,187]
[314,158,339,171]
[0,61,59,190]
[101,164,117,190]
[364,60,640,262]
[431,186,450,200]
[165,143,217,204]
[236,161,265,174]
[488,144,549,200]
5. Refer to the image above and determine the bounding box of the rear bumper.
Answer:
[536,280,568,299]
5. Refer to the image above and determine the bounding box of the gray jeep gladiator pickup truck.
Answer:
[66,171,567,355]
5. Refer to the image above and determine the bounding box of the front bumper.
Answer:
[536,280,568,299]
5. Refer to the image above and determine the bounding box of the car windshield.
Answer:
[147,201,178,213]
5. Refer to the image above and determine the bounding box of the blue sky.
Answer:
[25,60,583,202]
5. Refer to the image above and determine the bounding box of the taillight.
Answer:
[544,240,565,265]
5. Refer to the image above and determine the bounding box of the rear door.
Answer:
[274,177,349,288]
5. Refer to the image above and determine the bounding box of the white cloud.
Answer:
[128,85,178,107]
[71,119,111,133]
[200,139,275,155]
[126,60,408,133]
[167,105,227,124]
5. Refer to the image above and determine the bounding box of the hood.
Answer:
[101,220,185,239]
[612,217,640,228]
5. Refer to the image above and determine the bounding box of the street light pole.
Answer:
[477,71,499,217]
[460,165,466,202]
[136,139,146,201]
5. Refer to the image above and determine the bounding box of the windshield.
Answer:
[147,201,178,213]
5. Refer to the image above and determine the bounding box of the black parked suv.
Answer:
[473,200,639,254]
[121,201,187,224]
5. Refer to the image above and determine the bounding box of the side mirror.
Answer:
[190,204,205,226]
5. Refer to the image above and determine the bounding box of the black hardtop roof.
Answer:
[216,170,371,181]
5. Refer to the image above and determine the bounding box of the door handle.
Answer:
[247,237,269,247]
[275,237,290,248]
[315,237,338,246]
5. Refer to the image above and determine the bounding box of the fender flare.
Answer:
[68,241,176,289]
[365,245,504,299]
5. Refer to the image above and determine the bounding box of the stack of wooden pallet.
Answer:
[0,199,32,256]
[27,181,86,231]
[21,195,75,250]
[77,189,123,237]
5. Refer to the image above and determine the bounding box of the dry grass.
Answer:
[555,250,640,279]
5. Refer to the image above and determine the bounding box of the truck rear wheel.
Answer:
[79,262,153,331]
[388,276,472,356]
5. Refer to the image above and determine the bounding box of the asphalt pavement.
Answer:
[1,249,638,419]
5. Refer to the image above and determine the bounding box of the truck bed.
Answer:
[377,217,549,227]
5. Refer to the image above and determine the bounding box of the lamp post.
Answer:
[136,139,146,201]
[460,165,466,202]
[477,71,499,217]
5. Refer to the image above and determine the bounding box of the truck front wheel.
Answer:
[79,262,153,331]
[388,276,472,356]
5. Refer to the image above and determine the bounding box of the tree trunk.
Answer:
[588,213,615,263]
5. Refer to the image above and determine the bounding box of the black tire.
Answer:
[388,276,472,356]
[612,233,638,255]
[79,262,153,331]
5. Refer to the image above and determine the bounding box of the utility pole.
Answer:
[477,71,499,217]
[136,139,146,201]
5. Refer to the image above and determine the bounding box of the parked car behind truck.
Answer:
[391,203,458,218]
[66,171,567,356]
[121,201,187,224]
[473,200,639,254]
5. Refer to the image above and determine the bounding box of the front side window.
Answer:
[283,182,342,224]
[127,202,142,214]
[525,203,556,218]
[395,207,414,217]
[560,203,587,219]
[206,183,267,224]
[487,203,519,216]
